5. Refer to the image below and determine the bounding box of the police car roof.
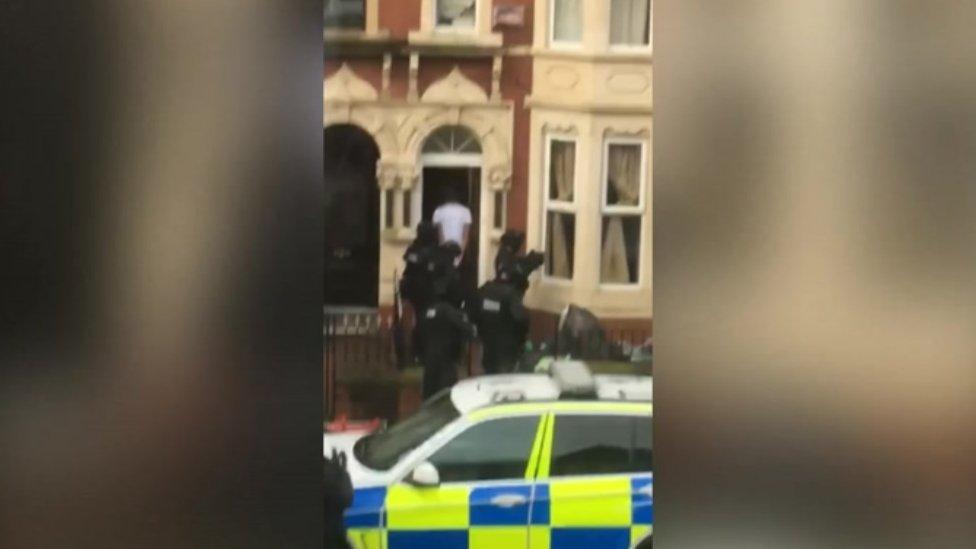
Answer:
[449,370,653,415]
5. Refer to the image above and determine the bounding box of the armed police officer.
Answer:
[400,221,440,317]
[471,231,545,374]
[494,229,525,279]
[415,242,477,398]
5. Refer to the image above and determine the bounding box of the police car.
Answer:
[323,361,653,549]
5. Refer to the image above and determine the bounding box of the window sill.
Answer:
[597,283,645,291]
[530,48,653,64]
[408,30,503,52]
[540,276,574,287]
[323,29,391,44]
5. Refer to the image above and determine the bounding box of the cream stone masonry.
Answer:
[324,63,514,305]
[524,0,652,318]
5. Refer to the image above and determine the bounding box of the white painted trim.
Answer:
[477,170,491,285]
[549,0,584,49]
[541,133,579,283]
[420,126,487,285]
[598,281,645,291]
[598,136,647,288]
[420,152,483,168]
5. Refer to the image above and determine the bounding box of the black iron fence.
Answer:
[324,311,399,419]
[324,309,652,420]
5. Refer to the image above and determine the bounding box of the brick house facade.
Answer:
[324,0,652,330]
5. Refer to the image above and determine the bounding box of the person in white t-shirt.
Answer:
[432,187,472,266]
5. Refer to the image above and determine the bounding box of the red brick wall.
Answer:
[388,57,410,99]
[324,0,542,304]
[494,0,535,46]
[379,0,422,38]
[501,55,532,232]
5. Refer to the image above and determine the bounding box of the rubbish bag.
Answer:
[555,304,626,360]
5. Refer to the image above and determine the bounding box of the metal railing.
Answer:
[324,308,651,420]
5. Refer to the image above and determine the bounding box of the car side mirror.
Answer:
[408,461,440,487]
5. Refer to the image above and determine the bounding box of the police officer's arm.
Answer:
[509,294,528,324]
[440,303,477,340]
[465,292,481,326]
[507,289,529,339]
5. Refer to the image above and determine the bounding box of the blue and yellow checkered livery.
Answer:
[345,477,652,549]
[343,405,652,548]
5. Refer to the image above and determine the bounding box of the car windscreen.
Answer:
[353,389,460,471]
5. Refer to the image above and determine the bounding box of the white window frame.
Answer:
[434,0,479,33]
[599,136,647,288]
[607,0,653,52]
[548,0,583,49]
[541,133,579,284]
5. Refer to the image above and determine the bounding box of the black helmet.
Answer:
[499,229,525,252]
[415,221,438,246]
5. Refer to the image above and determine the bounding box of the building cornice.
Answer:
[324,98,514,110]
[525,96,653,115]
[530,48,653,64]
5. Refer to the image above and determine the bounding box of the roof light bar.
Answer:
[550,360,596,398]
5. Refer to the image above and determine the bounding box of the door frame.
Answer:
[419,150,489,285]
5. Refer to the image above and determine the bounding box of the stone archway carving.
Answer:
[420,67,489,104]
[323,64,513,192]
[400,110,512,191]
[322,62,515,302]
[324,64,399,180]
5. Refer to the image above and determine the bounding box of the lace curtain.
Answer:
[553,0,582,42]
[548,141,575,278]
[609,0,650,45]
[602,144,642,283]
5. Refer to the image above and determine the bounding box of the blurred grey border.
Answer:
[656,1,976,547]
[1,2,324,548]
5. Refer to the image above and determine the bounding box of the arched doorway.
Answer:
[324,124,380,306]
[420,125,483,290]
